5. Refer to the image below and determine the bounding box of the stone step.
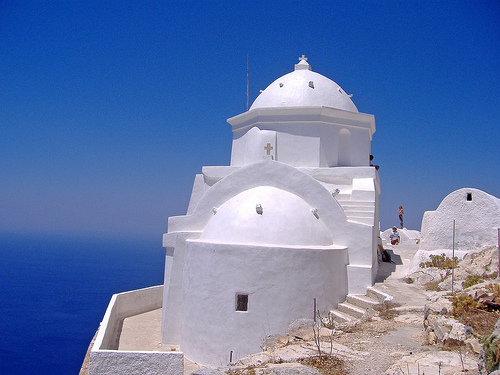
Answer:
[330,309,353,324]
[335,193,352,201]
[337,302,366,319]
[366,287,393,303]
[330,288,394,326]
[342,208,375,215]
[344,210,374,217]
[346,294,379,309]
[346,217,373,225]
[338,201,375,208]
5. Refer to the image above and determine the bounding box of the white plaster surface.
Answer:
[90,350,183,375]
[228,107,375,168]
[419,188,500,251]
[158,57,380,367]
[200,186,334,246]
[250,59,358,112]
[88,286,183,375]
[95,285,163,351]
[90,56,381,373]
[180,241,348,366]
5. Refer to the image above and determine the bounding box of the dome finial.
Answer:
[295,55,311,71]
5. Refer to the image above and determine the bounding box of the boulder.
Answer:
[386,350,478,374]
[455,246,499,280]
[437,279,463,292]
[406,268,448,288]
[478,317,500,374]
[443,322,468,346]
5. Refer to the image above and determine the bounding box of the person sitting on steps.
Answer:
[390,226,400,245]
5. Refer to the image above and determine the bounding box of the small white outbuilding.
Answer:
[419,188,500,251]
[161,57,381,366]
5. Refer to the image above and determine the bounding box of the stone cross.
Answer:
[264,143,273,155]
[299,55,307,61]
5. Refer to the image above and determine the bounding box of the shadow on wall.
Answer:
[375,250,402,283]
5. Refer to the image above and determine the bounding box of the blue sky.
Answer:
[1,1,498,240]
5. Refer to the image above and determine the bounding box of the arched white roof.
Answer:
[419,188,500,251]
[250,57,358,113]
[200,186,333,246]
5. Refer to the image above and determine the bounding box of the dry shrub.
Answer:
[462,274,484,289]
[403,277,414,284]
[424,280,440,291]
[420,253,458,269]
[451,293,485,316]
[372,300,402,320]
[227,366,257,375]
[298,355,347,375]
[451,289,500,335]
[457,309,500,336]
[486,282,500,298]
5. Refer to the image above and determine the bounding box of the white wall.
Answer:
[228,107,375,168]
[180,241,349,366]
[89,286,183,375]
[90,351,183,375]
[419,188,500,251]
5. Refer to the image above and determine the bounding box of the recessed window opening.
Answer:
[467,193,472,201]
[236,294,248,312]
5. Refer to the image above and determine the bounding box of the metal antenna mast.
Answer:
[246,54,249,111]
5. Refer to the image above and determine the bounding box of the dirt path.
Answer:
[218,242,482,375]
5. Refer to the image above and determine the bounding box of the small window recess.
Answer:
[467,193,472,201]
[236,294,248,312]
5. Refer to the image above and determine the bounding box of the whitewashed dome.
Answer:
[250,56,358,112]
[200,186,333,246]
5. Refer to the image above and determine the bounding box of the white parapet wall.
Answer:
[90,350,183,375]
[90,285,184,375]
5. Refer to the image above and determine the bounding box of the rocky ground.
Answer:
[188,242,500,375]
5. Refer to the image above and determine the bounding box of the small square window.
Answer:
[467,193,472,201]
[236,294,248,312]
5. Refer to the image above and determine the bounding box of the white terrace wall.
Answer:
[90,285,183,375]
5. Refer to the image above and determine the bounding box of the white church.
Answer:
[161,56,380,366]
[89,56,381,373]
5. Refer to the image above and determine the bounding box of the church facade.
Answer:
[161,57,381,366]
[419,187,500,251]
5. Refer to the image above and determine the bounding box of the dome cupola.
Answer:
[250,55,358,113]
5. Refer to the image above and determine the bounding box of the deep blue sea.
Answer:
[0,233,165,375]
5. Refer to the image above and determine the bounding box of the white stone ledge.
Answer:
[90,285,184,375]
[90,350,183,375]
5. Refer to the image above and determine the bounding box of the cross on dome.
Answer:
[295,55,311,71]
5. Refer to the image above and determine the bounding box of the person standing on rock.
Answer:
[390,226,400,245]
[398,206,404,229]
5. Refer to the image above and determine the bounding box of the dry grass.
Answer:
[424,280,440,291]
[373,301,402,320]
[456,308,500,336]
[298,355,347,375]
[420,253,459,269]
[451,282,500,335]
[227,365,258,375]
[227,355,347,375]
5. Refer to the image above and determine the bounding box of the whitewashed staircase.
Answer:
[336,198,375,225]
[330,287,393,324]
